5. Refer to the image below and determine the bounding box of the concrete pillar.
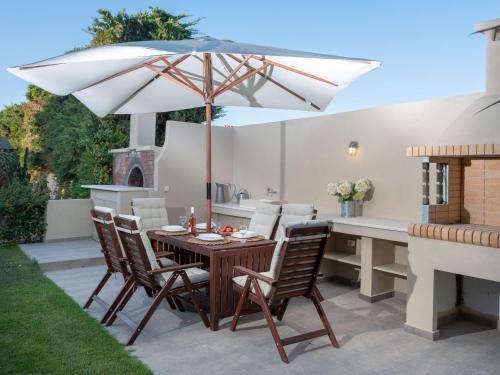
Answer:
[360,237,396,302]
[129,113,156,148]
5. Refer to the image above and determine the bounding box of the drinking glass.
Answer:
[239,225,248,239]
[213,222,221,233]
[179,216,187,228]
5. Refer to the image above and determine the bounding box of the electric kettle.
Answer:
[236,189,250,205]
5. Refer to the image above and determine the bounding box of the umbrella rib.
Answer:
[211,54,253,97]
[19,62,65,70]
[160,57,203,96]
[247,55,338,87]
[106,64,181,115]
[226,54,321,110]
[211,62,271,99]
[145,65,203,97]
[78,55,190,92]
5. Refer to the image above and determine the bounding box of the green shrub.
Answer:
[0,178,49,244]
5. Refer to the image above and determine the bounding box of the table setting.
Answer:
[153,216,265,245]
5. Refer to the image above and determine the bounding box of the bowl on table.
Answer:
[231,230,257,239]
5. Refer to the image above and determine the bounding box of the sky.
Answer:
[1,1,500,126]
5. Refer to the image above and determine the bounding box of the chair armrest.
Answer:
[233,265,276,285]
[148,262,204,275]
[155,251,175,259]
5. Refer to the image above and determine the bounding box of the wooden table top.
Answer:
[148,231,276,256]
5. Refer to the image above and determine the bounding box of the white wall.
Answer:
[232,93,481,220]
[154,121,234,220]
[45,199,92,241]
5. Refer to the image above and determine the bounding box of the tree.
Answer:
[2,6,224,198]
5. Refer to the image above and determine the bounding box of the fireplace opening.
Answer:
[128,166,144,187]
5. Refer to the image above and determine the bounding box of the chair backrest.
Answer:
[91,206,128,276]
[114,214,160,291]
[268,220,332,304]
[274,203,315,240]
[248,203,281,239]
[131,198,168,230]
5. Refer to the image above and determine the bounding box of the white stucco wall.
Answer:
[45,199,92,241]
[231,93,481,220]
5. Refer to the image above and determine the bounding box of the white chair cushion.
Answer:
[156,267,209,289]
[248,203,281,239]
[268,239,285,279]
[274,203,314,240]
[132,198,169,231]
[233,271,274,298]
[138,231,177,270]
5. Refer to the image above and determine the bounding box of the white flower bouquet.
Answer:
[327,178,372,202]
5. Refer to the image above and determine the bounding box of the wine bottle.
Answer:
[188,206,196,234]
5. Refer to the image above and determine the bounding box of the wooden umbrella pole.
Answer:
[204,53,213,231]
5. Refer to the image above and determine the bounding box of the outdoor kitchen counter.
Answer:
[318,214,412,303]
[212,202,255,219]
[83,184,152,240]
[320,215,411,243]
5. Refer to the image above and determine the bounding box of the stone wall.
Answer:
[112,150,155,188]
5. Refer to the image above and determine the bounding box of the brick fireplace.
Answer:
[112,148,155,188]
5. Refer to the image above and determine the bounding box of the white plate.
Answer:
[161,225,186,232]
[197,233,223,241]
[196,222,216,230]
[232,230,257,239]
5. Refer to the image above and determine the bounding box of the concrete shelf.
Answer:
[324,252,361,267]
[373,263,407,279]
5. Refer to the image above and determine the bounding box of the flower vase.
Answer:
[355,201,363,217]
[340,200,356,217]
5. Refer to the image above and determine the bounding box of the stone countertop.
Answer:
[81,184,153,192]
[212,202,255,219]
[213,202,411,234]
[320,215,412,233]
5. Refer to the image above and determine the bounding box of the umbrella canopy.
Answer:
[8,37,380,228]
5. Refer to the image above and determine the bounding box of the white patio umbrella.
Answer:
[8,37,380,228]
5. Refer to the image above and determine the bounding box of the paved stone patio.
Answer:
[21,239,500,374]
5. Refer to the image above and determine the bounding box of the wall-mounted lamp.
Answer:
[348,141,359,156]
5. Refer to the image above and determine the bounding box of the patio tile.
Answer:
[45,258,500,375]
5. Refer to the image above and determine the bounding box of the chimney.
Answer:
[129,113,156,148]
[474,19,500,93]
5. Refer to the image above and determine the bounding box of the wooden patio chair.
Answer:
[84,207,132,323]
[105,214,210,345]
[231,220,339,363]
[84,207,181,322]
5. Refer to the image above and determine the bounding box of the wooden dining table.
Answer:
[148,231,276,331]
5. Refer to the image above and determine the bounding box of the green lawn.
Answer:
[0,244,152,375]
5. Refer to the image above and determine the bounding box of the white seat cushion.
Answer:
[233,271,274,298]
[158,257,178,267]
[117,214,182,278]
[248,203,281,239]
[132,198,169,231]
[156,267,209,289]
[274,203,314,240]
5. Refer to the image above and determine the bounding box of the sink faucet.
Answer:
[266,187,277,198]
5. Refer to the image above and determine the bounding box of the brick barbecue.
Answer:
[407,19,500,246]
